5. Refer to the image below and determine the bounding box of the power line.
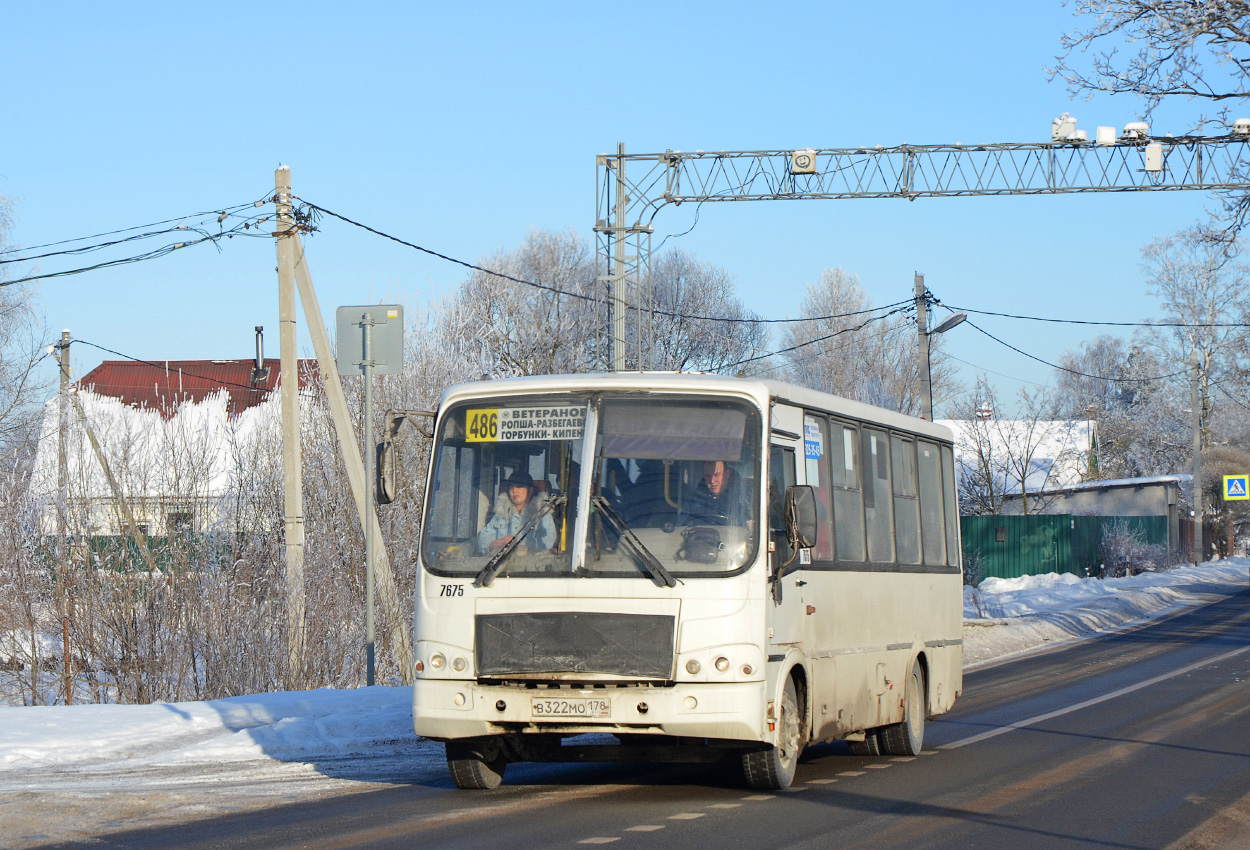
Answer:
[724,305,911,370]
[1,198,273,289]
[965,320,1188,383]
[72,339,273,396]
[938,301,1250,329]
[298,199,912,326]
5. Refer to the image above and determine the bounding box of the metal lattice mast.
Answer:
[595,134,1250,370]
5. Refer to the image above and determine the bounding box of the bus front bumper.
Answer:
[413,678,767,743]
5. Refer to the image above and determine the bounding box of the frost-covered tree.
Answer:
[782,268,958,415]
[1140,227,1250,448]
[1051,2,1250,226]
[0,194,50,473]
[650,248,769,373]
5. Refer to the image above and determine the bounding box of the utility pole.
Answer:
[57,330,71,705]
[916,274,932,420]
[275,166,306,683]
[1191,351,1204,564]
[274,167,414,682]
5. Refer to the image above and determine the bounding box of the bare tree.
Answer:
[1051,1,1250,128]
[1051,2,1250,226]
[951,377,1083,515]
[782,268,958,414]
[446,228,597,377]
[0,194,51,471]
[650,248,769,373]
[1140,227,1249,448]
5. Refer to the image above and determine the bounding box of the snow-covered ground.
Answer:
[1,558,1246,847]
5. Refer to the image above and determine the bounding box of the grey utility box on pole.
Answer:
[336,304,404,686]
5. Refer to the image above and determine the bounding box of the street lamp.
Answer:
[915,272,966,420]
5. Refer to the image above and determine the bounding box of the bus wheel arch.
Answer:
[879,657,926,756]
[743,669,805,789]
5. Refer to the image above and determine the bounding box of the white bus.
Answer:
[408,372,962,789]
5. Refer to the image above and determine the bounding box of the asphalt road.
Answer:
[45,588,1250,850]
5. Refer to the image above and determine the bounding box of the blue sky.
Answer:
[1,2,1227,410]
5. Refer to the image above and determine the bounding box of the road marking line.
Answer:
[578,838,620,845]
[742,794,775,801]
[890,757,916,762]
[625,825,665,832]
[837,770,865,777]
[708,803,742,809]
[941,644,1250,750]
[806,778,838,784]
[864,764,891,769]
[668,812,705,820]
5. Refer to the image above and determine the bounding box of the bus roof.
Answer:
[438,372,954,444]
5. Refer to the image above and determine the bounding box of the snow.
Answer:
[0,559,1246,846]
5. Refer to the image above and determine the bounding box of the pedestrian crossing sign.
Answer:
[1223,474,1249,501]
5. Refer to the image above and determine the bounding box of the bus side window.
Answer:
[890,435,921,565]
[917,440,947,565]
[829,422,865,562]
[941,445,961,567]
[861,428,895,563]
[803,413,835,561]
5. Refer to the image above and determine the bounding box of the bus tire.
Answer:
[880,659,925,756]
[742,676,802,789]
[446,740,507,789]
[846,729,882,756]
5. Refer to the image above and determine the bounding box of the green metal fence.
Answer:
[961,515,1168,580]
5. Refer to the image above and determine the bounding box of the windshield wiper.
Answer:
[474,494,566,588]
[592,495,678,588]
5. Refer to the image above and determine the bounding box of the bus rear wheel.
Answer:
[742,676,802,789]
[446,740,507,789]
[880,660,925,756]
[846,729,882,756]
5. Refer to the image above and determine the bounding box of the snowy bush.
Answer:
[1099,519,1167,578]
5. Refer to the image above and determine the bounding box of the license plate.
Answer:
[531,697,611,718]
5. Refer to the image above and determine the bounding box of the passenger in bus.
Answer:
[477,470,557,554]
[683,460,750,527]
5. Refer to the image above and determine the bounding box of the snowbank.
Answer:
[962,558,1249,666]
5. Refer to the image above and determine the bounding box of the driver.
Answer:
[478,470,557,554]
[683,460,750,527]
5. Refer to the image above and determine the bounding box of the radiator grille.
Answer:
[475,612,675,678]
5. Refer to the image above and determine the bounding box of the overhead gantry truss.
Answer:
[593,135,1250,370]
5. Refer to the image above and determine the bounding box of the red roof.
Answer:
[76,359,315,418]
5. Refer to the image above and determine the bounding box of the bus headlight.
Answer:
[430,653,446,670]
[714,656,730,673]
[686,659,701,674]
[452,657,466,672]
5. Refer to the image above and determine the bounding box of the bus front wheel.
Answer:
[880,660,925,756]
[742,676,802,789]
[446,740,507,789]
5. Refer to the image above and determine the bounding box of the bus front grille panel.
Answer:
[475,612,676,678]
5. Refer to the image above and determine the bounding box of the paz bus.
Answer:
[407,372,962,789]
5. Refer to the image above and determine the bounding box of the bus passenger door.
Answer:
[767,441,805,648]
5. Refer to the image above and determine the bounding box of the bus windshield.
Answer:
[422,393,762,580]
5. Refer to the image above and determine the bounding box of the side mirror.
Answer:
[377,439,396,505]
[784,485,818,550]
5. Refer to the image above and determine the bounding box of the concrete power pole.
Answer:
[273,166,414,683]
[275,167,307,683]
[1191,351,1204,564]
[57,330,70,705]
[916,274,932,421]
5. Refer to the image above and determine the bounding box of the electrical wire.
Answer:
[938,301,1250,329]
[965,319,1188,383]
[1,195,273,288]
[298,199,913,326]
[72,339,272,396]
[723,305,911,370]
